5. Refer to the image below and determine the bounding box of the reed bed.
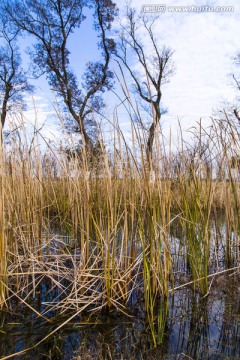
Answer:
[0,108,240,355]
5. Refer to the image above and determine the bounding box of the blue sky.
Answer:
[16,0,240,144]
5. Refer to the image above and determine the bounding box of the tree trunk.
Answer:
[0,93,9,143]
[146,103,161,165]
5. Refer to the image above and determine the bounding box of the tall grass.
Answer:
[0,103,240,353]
[0,141,7,307]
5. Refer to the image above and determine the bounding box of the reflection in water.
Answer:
[0,272,239,359]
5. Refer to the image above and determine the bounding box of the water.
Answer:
[0,273,239,359]
[0,222,240,359]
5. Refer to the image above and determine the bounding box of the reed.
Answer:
[0,102,240,356]
[0,141,7,308]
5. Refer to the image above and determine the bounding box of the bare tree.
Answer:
[3,0,117,152]
[115,7,174,163]
[0,15,32,142]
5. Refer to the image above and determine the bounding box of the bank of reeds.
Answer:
[0,107,240,352]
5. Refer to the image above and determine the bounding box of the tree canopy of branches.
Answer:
[3,0,117,152]
[116,7,174,163]
[0,12,32,141]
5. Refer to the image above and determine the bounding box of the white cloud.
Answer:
[115,0,240,122]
